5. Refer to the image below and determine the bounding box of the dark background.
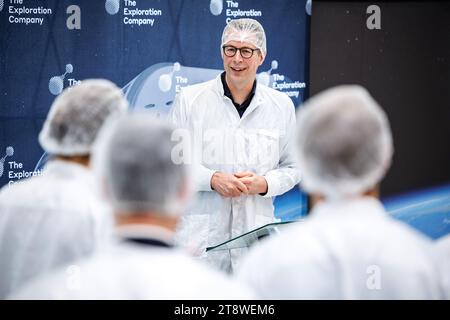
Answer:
[309,1,450,198]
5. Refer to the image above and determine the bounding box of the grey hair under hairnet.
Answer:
[39,79,128,156]
[296,85,393,199]
[221,18,267,57]
[93,114,187,215]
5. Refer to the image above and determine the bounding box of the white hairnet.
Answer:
[93,114,188,216]
[221,18,267,57]
[296,85,393,199]
[39,79,128,156]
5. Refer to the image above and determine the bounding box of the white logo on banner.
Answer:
[6,1,52,25]
[0,0,4,12]
[256,60,306,99]
[49,64,74,95]
[0,146,14,178]
[158,62,181,92]
[122,0,162,27]
[257,60,278,87]
[210,0,223,16]
[222,1,262,23]
[105,0,120,15]
[5,147,44,186]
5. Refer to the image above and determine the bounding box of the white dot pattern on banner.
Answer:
[271,60,278,70]
[0,0,4,12]
[49,76,64,95]
[6,147,14,157]
[48,64,73,96]
[105,0,120,15]
[210,0,223,16]
[66,64,73,73]
[158,74,172,92]
[157,63,181,93]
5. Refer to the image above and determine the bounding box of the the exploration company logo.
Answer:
[0,146,14,178]
[48,64,81,95]
[209,0,262,23]
[4,0,53,26]
[105,0,163,27]
[256,60,306,100]
[209,0,312,21]
[0,146,44,186]
[158,62,180,92]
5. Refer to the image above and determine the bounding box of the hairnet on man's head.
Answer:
[93,114,187,215]
[296,85,393,199]
[39,79,128,156]
[221,18,267,57]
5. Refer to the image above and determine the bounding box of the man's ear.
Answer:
[258,52,266,66]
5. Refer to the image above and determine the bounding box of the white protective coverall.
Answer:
[168,74,300,272]
[434,234,450,299]
[10,224,255,299]
[236,197,443,299]
[0,159,112,298]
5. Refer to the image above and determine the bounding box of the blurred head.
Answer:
[296,85,393,200]
[93,114,189,217]
[221,19,266,90]
[39,79,128,156]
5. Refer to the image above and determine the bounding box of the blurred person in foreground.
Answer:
[434,234,450,299]
[0,79,127,298]
[11,114,254,299]
[235,85,443,299]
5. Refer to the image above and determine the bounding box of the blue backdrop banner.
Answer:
[0,0,311,219]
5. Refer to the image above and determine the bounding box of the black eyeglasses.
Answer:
[222,45,260,59]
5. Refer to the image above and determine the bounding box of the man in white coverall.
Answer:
[0,79,127,298]
[434,235,450,299]
[11,115,254,299]
[168,18,300,273]
[236,85,443,299]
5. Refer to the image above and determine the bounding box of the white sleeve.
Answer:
[262,100,301,198]
[168,90,215,192]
